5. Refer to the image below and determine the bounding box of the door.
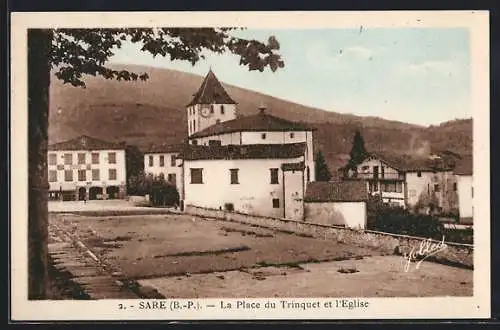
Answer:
[283,170,304,220]
[78,187,86,200]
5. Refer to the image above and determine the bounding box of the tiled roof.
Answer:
[48,135,123,151]
[305,181,368,203]
[190,111,315,139]
[180,142,306,161]
[454,154,473,176]
[145,143,185,154]
[187,69,237,106]
[368,152,453,172]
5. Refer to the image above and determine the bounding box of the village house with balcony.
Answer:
[340,151,459,213]
[47,135,127,201]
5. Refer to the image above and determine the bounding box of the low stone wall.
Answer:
[184,205,473,269]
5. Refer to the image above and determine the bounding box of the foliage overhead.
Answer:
[49,28,285,87]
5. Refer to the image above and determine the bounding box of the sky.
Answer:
[109,28,471,127]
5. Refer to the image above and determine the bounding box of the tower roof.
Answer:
[187,69,237,106]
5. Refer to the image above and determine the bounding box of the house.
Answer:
[47,135,127,201]
[155,69,316,220]
[454,155,473,224]
[143,143,183,188]
[340,152,458,213]
[304,181,368,229]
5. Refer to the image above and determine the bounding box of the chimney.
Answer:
[258,102,267,114]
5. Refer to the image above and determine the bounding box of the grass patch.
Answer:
[338,267,359,274]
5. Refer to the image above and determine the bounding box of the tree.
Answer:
[315,151,332,182]
[347,129,368,169]
[28,28,284,299]
[120,143,144,192]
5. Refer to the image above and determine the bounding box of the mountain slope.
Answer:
[48,64,472,173]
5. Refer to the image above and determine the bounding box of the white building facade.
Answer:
[48,135,127,201]
[143,144,183,188]
[175,69,316,220]
[454,155,473,224]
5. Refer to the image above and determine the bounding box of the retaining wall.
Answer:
[184,205,473,269]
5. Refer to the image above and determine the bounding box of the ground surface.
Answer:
[49,202,473,298]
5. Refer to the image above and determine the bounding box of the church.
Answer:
[145,69,316,220]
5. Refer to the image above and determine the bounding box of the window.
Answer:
[261,133,267,140]
[210,104,214,114]
[64,153,72,165]
[190,168,203,184]
[149,155,154,167]
[417,171,422,178]
[64,170,73,182]
[159,155,165,167]
[270,168,279,184]
[382,182,402,193]
[471,187,474,198]
[78,153,86,165]
[220,105,225,114]
[208,140,221,146]
[434,184,440,192]
[306,166,310,182]
[91,152,99,164]
[381,166,385,179]
[171,155,177,166]
[92,169,100,181]
[192,140,198,146]
[230,169,239,184]
[272,198,280,208]
[48,170,57,182]
[108,152,116,164]
[48,153,57,165]
[78,170,86,181]
[168,173,177,186]
[193,120,196,131]
[290,132,295,139]
[373,166,379,179]
[453,183,458,191]
[109,169,117,181]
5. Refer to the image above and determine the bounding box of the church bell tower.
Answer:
[186,69,238,137]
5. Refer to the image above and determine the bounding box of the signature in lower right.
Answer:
[402,236,448,272]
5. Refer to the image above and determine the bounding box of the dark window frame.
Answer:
[159,155,165,167]
[108,152,117,164]
[149,155,154,167]
[109,168,117,181]
[48,153,57,166]
[230,168,239,184]
[92,169,100,181]
[78,169,86,182]
[190,168,204,184]
[270,168,279,184]
[64,170,73,182]
[272,198,280,208]
[48,170,57,182]
[91,152,100,164]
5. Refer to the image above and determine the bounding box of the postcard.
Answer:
[10,10,490,320]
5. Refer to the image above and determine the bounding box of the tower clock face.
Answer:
[200,105,211,118]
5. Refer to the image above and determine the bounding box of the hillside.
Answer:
[48,64,472,173]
